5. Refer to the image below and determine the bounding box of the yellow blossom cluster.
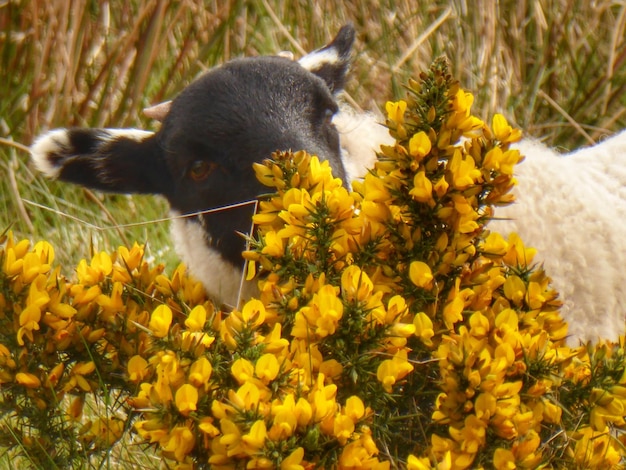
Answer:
[1,58,626,469]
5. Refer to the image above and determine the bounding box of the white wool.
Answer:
[337,110,626,345]
[170,212,256,309]
[495,134,626,344]
[31,128,70,178]
[335,106,391,182]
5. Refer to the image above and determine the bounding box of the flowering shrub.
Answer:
[1,58,625,469]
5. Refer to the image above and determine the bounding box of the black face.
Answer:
[31,25,355,280]
[157,56,346,266]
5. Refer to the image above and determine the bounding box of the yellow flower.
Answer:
[280,447,305,470]
[493,448,516,470]
[67,395,85,421]
[45,362,64,388]
[409,132,432,160]
[296,285,344,339]
[376,349,414,392]
[241,419,267,453]
[341,265,373,302]
[345,396,365,421]
[76,251,113,285]
[448,149,481,189]
[189,356,213,388]
[96,281,125,319]
[149,304,173,338]
[232,358,255,384]
[117,242,143,271]
[447,89,484,133]
[311,374,338,421]
[407,454,432,470]
[442,280,467,329]
[256,353,280,383]
[230,382,262,411]
[362,173,392,202]
[15,372,41,389]
[492,114,522,144]
[17,304,42,346]
[198,417,220,437]
[240,298,266,328]
[413,312,435,347]
[219,418,244,456]
[128,355,149,382]
[333,414,355,444]
[386,295,408,323]
[21,250,52,284]
[184,304,206,331]
[483,147,521,175]
[338,429,389,469]
[262,230,285,257]
[481,232,508,256]
[385,100,407,124]
[572,427,622,468]
[409,261,433,289]
[269,396,298,440]
[475,393,497,420]
[503,275,526,305]
[449,414,487,454]
[253,161,276,187]
[502,232,537,268]
[63,361,96,392]
[162,425,195,462]
[409,171,434,204]
[175,383,198,416]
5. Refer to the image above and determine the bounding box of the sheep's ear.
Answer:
[31,128,171,194]
[144,100,172,122]
[298,24,355,93]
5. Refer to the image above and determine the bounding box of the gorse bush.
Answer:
[1,59,625,469]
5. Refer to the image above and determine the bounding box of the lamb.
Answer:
[30,25,626,344]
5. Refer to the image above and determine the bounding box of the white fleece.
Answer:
[170,212,257,310]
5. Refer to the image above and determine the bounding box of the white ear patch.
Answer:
[30,128,154,180]
[30,128,70,178]
[298,48,341,72]
[100,128,154,142]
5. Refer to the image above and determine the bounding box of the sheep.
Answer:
[30,25,626,344]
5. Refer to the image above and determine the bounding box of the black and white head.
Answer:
[31,25,358,307]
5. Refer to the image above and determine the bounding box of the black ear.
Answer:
[31,128,171,195]
[298,24,355,93]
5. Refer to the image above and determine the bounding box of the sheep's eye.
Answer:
[189,160,217,181]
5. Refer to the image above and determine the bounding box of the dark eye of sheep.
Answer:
[189,160,218,181]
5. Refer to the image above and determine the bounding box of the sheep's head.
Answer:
[31,25,356,306]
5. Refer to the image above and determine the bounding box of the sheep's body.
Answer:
[337,109,626,344]
[496,135,626,344]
